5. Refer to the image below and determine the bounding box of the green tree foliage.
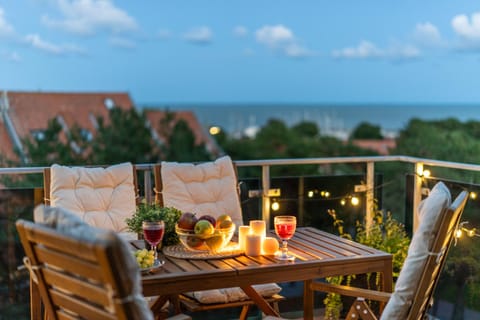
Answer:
[90,107,158,165]
[349,121,383,140]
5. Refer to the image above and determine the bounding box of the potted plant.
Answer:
[125,200,182,247]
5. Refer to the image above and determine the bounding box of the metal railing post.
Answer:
[413,162,424,233]
[262,165,271,225]
[144,169,152,204]
[365,162,375,233]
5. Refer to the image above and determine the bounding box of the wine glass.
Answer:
[142,221,165,262]
[274,215,296,261]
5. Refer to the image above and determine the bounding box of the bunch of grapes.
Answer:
[134,249,155,268]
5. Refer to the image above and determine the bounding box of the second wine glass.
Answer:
[274,215,296,261]
[142,220,165,262]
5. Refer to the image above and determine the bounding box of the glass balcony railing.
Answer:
[1,155,479,319]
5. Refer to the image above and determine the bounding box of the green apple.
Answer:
[194,220,215,238]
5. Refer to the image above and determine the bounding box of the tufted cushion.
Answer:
[380,182,451,319]
[34,204,154,320]
[161,156,243,227]
[183,283,282,304]
[49,162,136,233]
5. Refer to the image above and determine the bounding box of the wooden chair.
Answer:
[309,182,469,320]
[153,156,285,319]
[43,162,139,237]
[16,205,190,320]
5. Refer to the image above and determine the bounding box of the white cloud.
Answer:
[24,33,86,55]
[157,28,172,39]
[332,41,383,59]
[256,25,294,48]
[109,36,136,49]
[183,26,213,44]
[0,7,14,37]
[255,24,312,58]
[332,40,420,61]
[452,12,480,41]
[233,25,248,37]
[414,22,442,46]
[42,0,137,36]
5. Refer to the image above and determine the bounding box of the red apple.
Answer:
[198,214,216,227]
[178,212,198,230]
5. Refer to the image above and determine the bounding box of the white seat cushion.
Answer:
[183,283,282,304]
[49,162,136,233]
[380,181,451,319]
[34,204,154,320]
[161,156,243,227]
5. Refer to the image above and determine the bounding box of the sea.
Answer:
[143,104,480,138]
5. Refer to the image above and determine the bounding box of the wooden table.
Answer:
[140,227,393,319]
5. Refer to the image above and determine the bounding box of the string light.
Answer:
[351,196,360,206]
[271,200,280,211]
[455,221,480,239]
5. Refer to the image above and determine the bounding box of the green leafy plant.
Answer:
[126,201,182,246]
[323,206,411,319]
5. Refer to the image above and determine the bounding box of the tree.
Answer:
[90,107,158,165]
[350,122,383,140]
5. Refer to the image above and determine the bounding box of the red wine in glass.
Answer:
[274,216,296,261]
[142,221,165,261]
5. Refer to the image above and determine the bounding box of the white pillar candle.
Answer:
[245,234,262,256]
[238,225,250,251]
[249,220,266,240]
[262,237,280,255]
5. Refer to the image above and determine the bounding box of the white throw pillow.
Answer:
[380,182,451,319]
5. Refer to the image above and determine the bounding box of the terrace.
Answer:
[1,155,479,319]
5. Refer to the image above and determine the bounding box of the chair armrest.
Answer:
[310,281,391,303]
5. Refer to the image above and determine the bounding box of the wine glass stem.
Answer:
[282,240,288,257]
[149,243,158,261]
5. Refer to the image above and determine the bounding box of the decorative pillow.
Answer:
[183,283,282,304]
[49,162,136,234]
[380,182,451,320]
[161,156,243,227]
[34,204,153,320]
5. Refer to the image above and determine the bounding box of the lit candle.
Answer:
[250,220,266,240]
[262,237,280,255]
[245,234,262,256]
[238,225,250,251]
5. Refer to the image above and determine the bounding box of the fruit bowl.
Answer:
[175,223,236,252]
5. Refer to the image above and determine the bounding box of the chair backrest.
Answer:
[16,205,153,320]
[380,182,468,320]
[153,156,244,227]
[43,162,138,234]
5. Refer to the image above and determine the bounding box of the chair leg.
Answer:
[239,305,250,320]
[346,298,376,320]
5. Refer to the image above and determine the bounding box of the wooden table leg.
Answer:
[240,285,280,317]
[379,258,393,313]
[303,279,313,320]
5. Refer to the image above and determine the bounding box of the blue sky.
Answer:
[2,0,480,105]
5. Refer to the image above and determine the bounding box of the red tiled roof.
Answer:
[145,109,221,156]
[0,120,15,162]
[351,138,396,155]
[7,91,133,140]
[145,109,206,145]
